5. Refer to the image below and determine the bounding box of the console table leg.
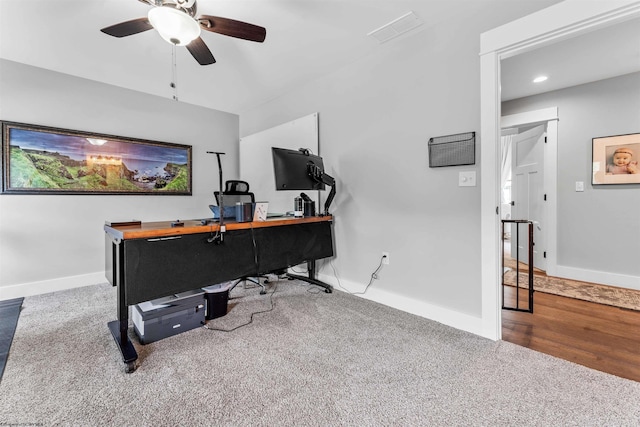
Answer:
[287,260,333,293]
[109,263,138,373]
[287,273,333,293]
[108,320,138,373]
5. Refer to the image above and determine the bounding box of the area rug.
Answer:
[0,297,24,383]
[503,270,640,311]
[503,257,544,275]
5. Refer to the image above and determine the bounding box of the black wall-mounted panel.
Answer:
[428,131,475,167]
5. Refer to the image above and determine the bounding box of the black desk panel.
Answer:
[124,230,256,305]
[254,221,334,274]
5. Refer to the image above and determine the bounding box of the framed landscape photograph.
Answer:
[1,121,192,195]
[592,133,640,185]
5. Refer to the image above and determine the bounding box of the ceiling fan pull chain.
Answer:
[171,45,178,101]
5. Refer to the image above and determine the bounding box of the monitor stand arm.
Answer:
[308,165,336,216]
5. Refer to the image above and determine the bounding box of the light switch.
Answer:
[459,171,476,187]
[575,181,584,192]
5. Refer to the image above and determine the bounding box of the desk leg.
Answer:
[287,260,333,293]
[108,321,137,373]
[107,251,138,373]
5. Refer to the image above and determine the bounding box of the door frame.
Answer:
[502,107,558,276]
[478,0,640,340]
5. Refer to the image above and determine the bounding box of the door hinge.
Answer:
[543,251,547,258]
[544,136,547,143]
[544,194,547,201]
[496,206,499,215]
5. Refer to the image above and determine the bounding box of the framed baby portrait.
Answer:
[592,133,640,185]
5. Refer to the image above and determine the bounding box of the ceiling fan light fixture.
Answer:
[148,6,200,46]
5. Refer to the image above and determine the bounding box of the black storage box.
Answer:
[132,289,205,344]
[202,281,234,320]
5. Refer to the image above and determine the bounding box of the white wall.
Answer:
[502,72,640,289]
[240,2,560,334]
[0,59,239,299]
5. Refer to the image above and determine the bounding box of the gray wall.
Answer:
[503,72,640,279]
[240,4,558,322]
[0,59,239,294]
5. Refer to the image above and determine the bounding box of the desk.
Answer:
[104,216,334,372]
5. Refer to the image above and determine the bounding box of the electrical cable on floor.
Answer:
[203,283,278,333]
[330,255,385,295]
[329,259,348,292]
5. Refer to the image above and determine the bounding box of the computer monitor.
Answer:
[272,147,326,191]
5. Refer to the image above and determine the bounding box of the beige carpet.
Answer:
[3,281,640,426]
[503,270,640,311]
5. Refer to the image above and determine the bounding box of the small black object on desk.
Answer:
[171,220,184,227]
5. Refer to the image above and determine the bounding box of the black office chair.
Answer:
[214,180,268,295]
[214,180,255,206]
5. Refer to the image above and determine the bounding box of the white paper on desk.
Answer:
[254,202,269,221]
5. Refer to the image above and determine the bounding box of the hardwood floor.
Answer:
[502,286,640,383]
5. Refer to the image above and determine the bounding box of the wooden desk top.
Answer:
[104,215,333,240]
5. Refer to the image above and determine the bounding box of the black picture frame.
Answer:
[1,121,192,195]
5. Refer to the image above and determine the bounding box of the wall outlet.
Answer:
[382,252,390,265]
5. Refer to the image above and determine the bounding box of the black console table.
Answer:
[104,216,334,372]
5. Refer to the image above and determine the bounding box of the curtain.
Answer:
[500,134,514,205]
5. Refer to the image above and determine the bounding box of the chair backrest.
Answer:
[225,180,249,193]
[214,192,255,206]
[214,180,255,206]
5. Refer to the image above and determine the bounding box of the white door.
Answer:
[510,124,546,271]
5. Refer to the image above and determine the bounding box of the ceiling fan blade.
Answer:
[101,18,153,38]
[199,15,266,42]
[186,37,216,65]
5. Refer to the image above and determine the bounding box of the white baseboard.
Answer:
[317,273,487,339]
[554,265,640,291]
[0,272,106,301]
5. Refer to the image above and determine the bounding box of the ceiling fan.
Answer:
[100,0,266,65]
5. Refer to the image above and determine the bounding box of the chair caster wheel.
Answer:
[260,290,267,295]
[125,361,136,373]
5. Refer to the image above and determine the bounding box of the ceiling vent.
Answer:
[367,11,423,43]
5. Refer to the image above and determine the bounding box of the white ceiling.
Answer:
[501,16,640,101]
[3,1,635,115]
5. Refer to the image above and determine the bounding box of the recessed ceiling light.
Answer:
[533,76,548,83]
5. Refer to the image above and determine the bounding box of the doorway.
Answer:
[480,2,640,341]
[501,108,558,281]
[503,124,546,270]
